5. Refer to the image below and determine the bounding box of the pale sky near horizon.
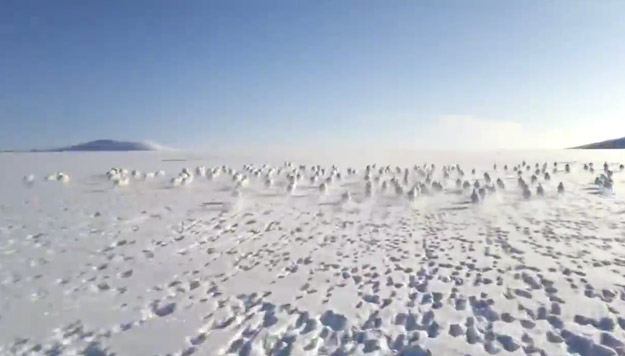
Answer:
[1,1,624,151]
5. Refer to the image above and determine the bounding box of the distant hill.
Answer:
[571,137,625,149]
[33,139,167,152]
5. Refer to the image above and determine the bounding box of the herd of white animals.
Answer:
[25,160,624,203]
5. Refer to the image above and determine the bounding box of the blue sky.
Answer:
[1,1,624,150]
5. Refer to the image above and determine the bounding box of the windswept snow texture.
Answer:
[1,151,625,356]
[37,139,163,152]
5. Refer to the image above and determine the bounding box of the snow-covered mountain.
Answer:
[571,136,625,149]
[34,139,169,152]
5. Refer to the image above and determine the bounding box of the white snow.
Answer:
[1,150,625,356]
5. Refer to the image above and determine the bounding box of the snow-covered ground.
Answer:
[1,150,625,356]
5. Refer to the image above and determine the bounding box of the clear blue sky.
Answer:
[1,1,624,150]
